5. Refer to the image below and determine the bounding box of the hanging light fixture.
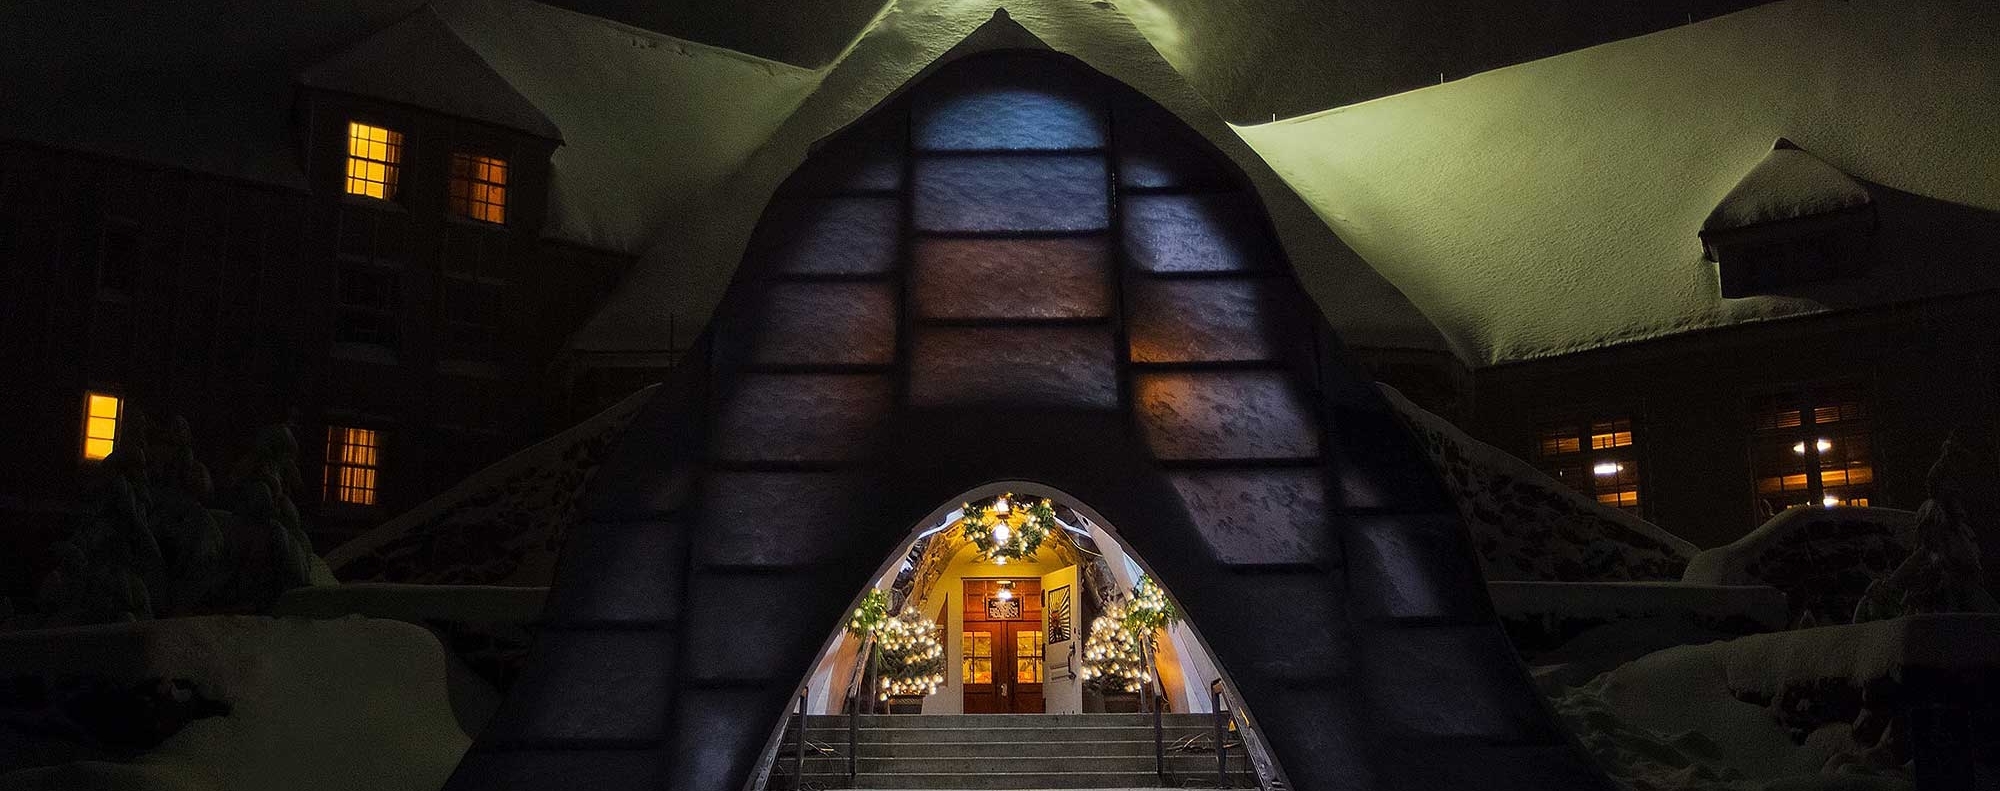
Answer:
[996,581,1014,601]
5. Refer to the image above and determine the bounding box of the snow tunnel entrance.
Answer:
[444,34,1611,791]
[762,484,1276,789]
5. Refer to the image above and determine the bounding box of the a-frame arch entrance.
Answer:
[446,45,1611,791]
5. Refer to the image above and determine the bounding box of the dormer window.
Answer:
[345,121,404,200]
[448,152,507,224]
[1701,139,1875,297]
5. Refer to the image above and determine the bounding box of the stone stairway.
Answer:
[769,713,1259,789]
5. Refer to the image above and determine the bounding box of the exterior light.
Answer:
[1593,462,1621,476]
[1793,442,1806,455]
[1823,495,1841,508]
[1818,438,1833,452]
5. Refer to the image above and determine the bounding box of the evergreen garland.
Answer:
[1080,575,1180,693]
[961,494,1056,563]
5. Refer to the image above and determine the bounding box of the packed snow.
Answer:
[0,616,478,791]
[1702,141,1872,233]
[1546,615,1999,791]
[1383,384,1699,581]
[325,385,653,586]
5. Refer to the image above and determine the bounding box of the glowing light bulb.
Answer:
[1817,438,1832,452]
[1793,442,1806,455]
[992,522,1010,542]
[1823,495,1841,508]
[994,556,1006,565]
[993,495,1010,515]
[997,583,1013,601]
[1593,462,1621,476]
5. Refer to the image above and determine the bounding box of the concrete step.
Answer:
[800,770,1257,789]
[780,738,1238,758]
[779,753,1254,773]
[786,726,1222,744]
[802,713,1220,729]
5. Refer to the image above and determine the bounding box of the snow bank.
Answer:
[1382,384,1698,581]
[326,385,654,586]
[0,616,472,791]
[1684,506,1916,625]
[1493,581,1787,632]
[274,583,547,625]
[1553,615,2000,790]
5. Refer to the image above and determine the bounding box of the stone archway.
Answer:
[444,48,1610,791]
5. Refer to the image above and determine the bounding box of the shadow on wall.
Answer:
[1757,180,2000,309]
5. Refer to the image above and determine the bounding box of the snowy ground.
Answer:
[325,385,653,586]
[0,616,480,791]
[1542,615,2000,791]
[1383,384,1699,581]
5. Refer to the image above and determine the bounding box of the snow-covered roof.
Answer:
[1237,0,2000,364]
[1701,139,1871,234]
[299,6,561,142]
[4,0,1995,365]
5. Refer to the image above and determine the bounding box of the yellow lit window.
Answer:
[1589,418,1634,450]
[344,122,404,200]
[81,392,122,461]
[1749,387,1875,518]
[1535,416,1641,513]
[448,153,507,224]
[323,425,380,505]
[1015,630,1044,684]
[961,631,993,685]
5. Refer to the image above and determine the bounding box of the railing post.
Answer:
[1154,700,1167,786]
[847,689,859,782]
[1212,679,1227,789]
[793,693,808,790]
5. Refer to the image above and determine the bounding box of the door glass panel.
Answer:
[1015,629,1044,683]
[963,631,994,684]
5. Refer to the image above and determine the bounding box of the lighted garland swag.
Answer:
[846,589,946,699]
[959,496,1056,562]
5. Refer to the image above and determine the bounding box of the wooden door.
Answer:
[962,579,1043,713]
[1005,621,1045,713]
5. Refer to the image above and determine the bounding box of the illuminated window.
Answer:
[1534,416,1641,513]
[81,392,123,461]
[448,153,507,224]
[344,122,404,200]
[1750,387,1874,518]
[323,426,381,505]
[961,631,993,685]
[1015,629,1044,684]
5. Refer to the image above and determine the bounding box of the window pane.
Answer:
[82,392,121,460]
[344,122,403,200]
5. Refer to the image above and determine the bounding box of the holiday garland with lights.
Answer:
[1080,575,1179,693]
[872,610,946,699]
[846,589,946,699]
[960,494,1056,563]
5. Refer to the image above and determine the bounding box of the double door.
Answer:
[962,579,1044,713]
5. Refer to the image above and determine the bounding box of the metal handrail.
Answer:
[846,683,859,781]
[792,692,808,790]
[1211,679,1229,788]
